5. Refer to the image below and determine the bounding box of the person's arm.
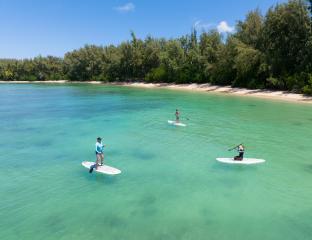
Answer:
[101,143,107,152]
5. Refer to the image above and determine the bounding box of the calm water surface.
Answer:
[1,83,312,240]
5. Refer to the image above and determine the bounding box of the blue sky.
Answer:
[0,0,287,59]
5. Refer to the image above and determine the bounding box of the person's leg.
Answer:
[96,154,101,169]
[234,155,242,161]
[101,153,104,166]
[89,155,97,173]
[90,154,98,173]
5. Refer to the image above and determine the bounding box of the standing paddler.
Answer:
[89,137,105,173]
[175,109,180,123]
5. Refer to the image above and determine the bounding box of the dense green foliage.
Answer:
[0,56,64,81]
[1,0,312,94]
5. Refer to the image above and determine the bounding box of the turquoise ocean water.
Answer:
[1,83,312,240]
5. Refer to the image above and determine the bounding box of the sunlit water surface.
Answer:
[1,84,312,240]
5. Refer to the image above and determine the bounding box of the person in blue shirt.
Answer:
[89,137,105,173]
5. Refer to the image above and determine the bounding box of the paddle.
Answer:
[173,110,189,121]
[173,114,189,121]
[228,143,243,151]
[176,114,190,120]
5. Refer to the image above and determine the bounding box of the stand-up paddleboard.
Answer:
[168,120,186,127]
[82,161,121,175]
[216,158,265,165]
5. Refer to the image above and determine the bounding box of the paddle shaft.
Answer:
[228,143,243,151]
[175,114,189,120]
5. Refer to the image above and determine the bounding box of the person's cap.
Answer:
[97,137,102,141]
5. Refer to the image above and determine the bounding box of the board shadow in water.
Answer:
[137,194,157,206]
[130,149,156,161]
[130,194,158,218]
[33,139,54,148]
[3,125,42,134]
[297,145,308,151]
[282,213,312,239]
[303,164,312,173]
[130,205,157,218]
[152,224,195,240]
[79,169,120,185]
[248,104,257,107]
[104,214,127,229]
[211,161,262,173]
[41,214,66,234]
[199,208,217,226]
[292,121,303,126]
[218,176,243,189]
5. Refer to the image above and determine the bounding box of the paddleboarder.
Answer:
[175,109,180,123]
[234,144,244,161]
[89,137,105,173]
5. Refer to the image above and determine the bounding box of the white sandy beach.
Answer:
[1,80,312,103]
[116,82,312,104]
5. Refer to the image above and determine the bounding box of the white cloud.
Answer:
[217,21,234,34]
[193,20,214,31]
[115,3,135,13]
[193,20,234,34]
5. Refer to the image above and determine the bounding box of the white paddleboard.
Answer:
[216,158,265,165]
[168,120,186,127]
[82,161,121,175]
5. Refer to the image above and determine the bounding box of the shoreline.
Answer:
[121,82,312,104]
[1,80,312,104]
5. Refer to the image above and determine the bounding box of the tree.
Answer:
[160,40,185,83]
[211,36,237,85]
[236,9,264,49]
[232,39,267,88]
[64,45,106,81]
[262,0,311,89]
[307,0,312,17]
[199,30,222,82]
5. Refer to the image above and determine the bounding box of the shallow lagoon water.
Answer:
[1,83,312,240]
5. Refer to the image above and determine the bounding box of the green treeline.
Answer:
[1,0,312,94]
